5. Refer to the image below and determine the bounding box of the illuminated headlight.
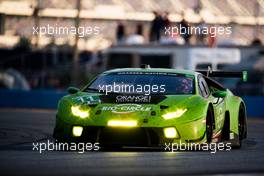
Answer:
[71,106,89,118]
[107,120,137,127]
[72,126,83,137]
[162,108,187,120]
[163,127,179,138]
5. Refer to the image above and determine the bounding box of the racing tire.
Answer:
[221,111,230,141]
[237,104,247,148]
[206,106,214,143]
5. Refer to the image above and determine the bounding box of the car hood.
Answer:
[58,92,207,126]
[66,92,203,115]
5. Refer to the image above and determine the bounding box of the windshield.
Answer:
[85,72,195,95]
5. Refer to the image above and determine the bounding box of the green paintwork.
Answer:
[243,71,248,82]
[212,90,227,98]
[67,87,80,94]
[53,68,246,146]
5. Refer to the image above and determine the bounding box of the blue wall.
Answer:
[0,89,66,109]
[0,89,263,117]
[242,96,264,118]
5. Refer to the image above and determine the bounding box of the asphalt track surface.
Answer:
[0,109,264,176]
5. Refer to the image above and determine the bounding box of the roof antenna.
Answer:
[141,64,151,69]
[207,66,212,77]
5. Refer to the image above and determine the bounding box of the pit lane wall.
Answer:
[0,89,66,109]
[0,89,263,117]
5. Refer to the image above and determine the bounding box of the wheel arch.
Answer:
[226,96,246,135]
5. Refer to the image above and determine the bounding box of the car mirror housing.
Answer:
[67,87,80,94]
[212,90,227,98]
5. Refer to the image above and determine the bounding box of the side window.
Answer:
[198,75,210,98]
[198,79,205,96]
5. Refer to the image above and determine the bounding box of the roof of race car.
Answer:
[103,68,226,90]
[103,68,196,76]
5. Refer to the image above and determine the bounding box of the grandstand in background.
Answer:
[0,0,263,49]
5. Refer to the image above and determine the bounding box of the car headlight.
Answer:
[107,120,137,127]
[71,106,89,118]
[162,108,187,120]
[72,126,83,137]
[163,127,179,138]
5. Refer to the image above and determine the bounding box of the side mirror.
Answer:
[67,87,80,94]
[212,90,227,98]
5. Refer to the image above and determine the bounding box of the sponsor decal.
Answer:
[101,104,152,113]
[73,95,101,104]
[116,72,178,76]
[116,95,151,103]
[99,94,166,104]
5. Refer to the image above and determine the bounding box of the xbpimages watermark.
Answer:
[164,24,232,38]
[32,140,100,153]
[32,24,100,37]
[164,142,232,154]
[98,82,166,95]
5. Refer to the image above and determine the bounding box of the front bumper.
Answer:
[53,116,207,147]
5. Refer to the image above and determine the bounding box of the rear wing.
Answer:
[197,70,248,82]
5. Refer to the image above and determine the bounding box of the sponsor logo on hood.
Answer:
[73,95,101,105]
[101,104,152,113]
[116,95,151,103]
[99,94,166,104]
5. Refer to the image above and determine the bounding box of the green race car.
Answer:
[53,67,247,148]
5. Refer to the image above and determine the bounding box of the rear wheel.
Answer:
[232,104,247,148]
[206,107,214,143]
[238,104,247,147]
[221,112,230,141]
